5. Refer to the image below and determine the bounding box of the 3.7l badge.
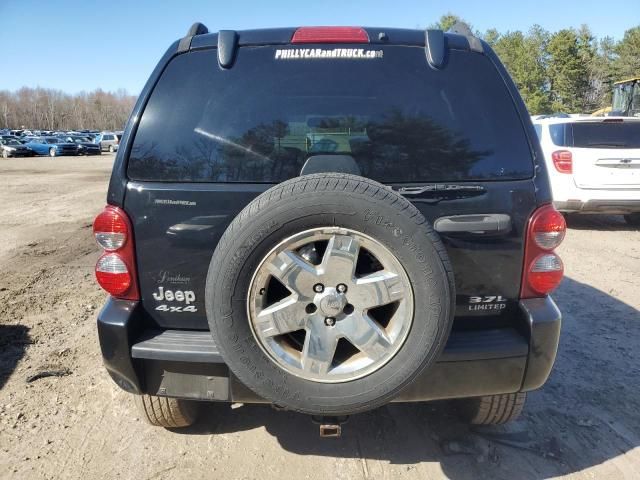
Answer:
[468,295,507,311]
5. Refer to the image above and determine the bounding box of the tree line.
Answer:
[435,15,640,114]
[1,17,638,125]
[0,88,136,131]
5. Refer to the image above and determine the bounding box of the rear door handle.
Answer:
[434,214,512,234]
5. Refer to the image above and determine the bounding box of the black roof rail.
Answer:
[448,21,483,53]
[177,22,209,53]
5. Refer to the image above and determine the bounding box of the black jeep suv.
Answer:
[95,23,565,432]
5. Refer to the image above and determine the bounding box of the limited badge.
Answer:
[468,295,507,311]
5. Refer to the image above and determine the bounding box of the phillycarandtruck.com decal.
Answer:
[275,48,384,60]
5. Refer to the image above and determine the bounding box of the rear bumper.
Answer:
[97,296,561,402]
[555,199,640,214]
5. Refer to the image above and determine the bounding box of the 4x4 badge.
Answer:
[152,286,197,313]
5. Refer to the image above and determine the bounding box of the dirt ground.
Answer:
[1,155,639,480]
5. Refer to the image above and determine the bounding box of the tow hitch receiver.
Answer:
[312,415,349,438]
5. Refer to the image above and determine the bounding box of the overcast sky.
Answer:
[1,0,638,95]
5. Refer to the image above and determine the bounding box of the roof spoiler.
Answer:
[424,21,483,70]
[217,30,239,68]
[177,21,482,71]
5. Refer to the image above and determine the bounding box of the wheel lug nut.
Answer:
[336,283,347,293]
[313,283,324,293]
[324,317,336,327]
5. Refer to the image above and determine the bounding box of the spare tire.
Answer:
[205,173,454,415]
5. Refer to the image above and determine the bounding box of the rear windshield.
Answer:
[128,46,534,183]
[549,121,640,149]
[572,122,640,149]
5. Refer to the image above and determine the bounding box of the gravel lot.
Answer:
[1,155,639,480]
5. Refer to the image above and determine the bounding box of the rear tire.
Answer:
[624,213,640,226]
[1,150,8,159]
[135,394,199,428]
[108,145,114,153]
[457,392,526,425]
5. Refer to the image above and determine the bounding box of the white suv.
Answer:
[533,116,640,225]
[95,132,119,152]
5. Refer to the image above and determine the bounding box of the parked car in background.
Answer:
[21,136,79,157]
[1,134,24,143]
[94,132,119,152]
[533,116,640,225]
[60,135,102,155]
[0,138,35,158]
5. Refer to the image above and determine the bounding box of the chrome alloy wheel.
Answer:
[247,227,414,383]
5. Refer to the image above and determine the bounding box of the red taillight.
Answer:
[93,206,139,300]
[531,207,566,249]
[292,26,369,44]
[528,255,564,294]
[94,207,127,250]
[96,254,131,295]
[551,150,572,174]
[521,204,566,298]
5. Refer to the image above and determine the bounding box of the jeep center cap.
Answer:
[317,288,347,317]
